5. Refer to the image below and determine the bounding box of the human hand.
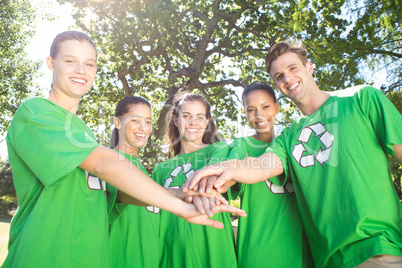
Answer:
[182,162,233,193]
[178,200,246,228]
[189,176,231,194]
[184,195,221,217]
[184,188,228,205]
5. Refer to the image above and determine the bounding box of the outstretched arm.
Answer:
[182,152,284,192]
[117,187,228,207]
[80,146,245,228]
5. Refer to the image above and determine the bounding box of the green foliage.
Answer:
[0,0,400,214]
[0,196,17,216]
[0,0,42,133]
[0,160,16,216]
[0,160,14,197]
[56,0,401,174]
[344,0,401,92]
[385,89,402,200]
[229,197,241,222]
[389,157,402,201]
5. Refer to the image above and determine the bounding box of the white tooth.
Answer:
[289,84,297,90]
[71,78,85,84]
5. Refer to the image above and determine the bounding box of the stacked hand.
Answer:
[182,163,234,194]
[177,201,244,229]
[178,169,243,228]
[184,186,229,217]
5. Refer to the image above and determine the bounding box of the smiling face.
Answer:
[270,52,315,105]
[115,103,152,151]
[47,39,97,100]
[174,100,208,144]
[244,90,278,135]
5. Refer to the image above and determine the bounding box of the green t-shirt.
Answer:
[228,136,313,268]
[108,152,160,268]
[266,86,402,268]
[4,98,111,268]
[152,142,237,268]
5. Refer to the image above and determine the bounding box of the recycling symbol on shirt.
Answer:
[164,163,194,189]
[291,122,334,167]
[146,163,194,214]
[148,163,195,214]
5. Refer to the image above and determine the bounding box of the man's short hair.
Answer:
[265,42,308,75]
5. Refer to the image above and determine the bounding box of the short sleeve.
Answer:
[207,142,230,164]
[7,99,99,188]
[265,135,289,186]
[228,139,248,160]
[151,164,164,185]
[358,86,402,155]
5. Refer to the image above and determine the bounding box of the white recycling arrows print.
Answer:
[148,163,194,214]
[265,179,295,195]
[291,122,333,167]
[146,205,160,214]
[164,163,194,188]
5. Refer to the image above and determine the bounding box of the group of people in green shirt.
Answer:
[3,30,402,268]
[182,43,402,267]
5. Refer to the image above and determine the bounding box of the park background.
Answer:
[1,0,401,265]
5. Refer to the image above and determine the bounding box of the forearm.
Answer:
[99,164,184,214]
[229,153,283,184]
[169,188,226,203]
[183,152,284,192]
[168,188,187,200]
[117,191,149,207]
[80,147,185,216]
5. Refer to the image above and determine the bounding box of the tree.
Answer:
[0,159,16,215]
[385,89,402,200]
[0,0,42,133]
[0,160,14,197]
[343,0,401,93]
[58,0,365,170]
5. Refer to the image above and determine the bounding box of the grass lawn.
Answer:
[0,215,12,267]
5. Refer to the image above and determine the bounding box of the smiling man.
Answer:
[183,41,402,268]
[263,41,402,268]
